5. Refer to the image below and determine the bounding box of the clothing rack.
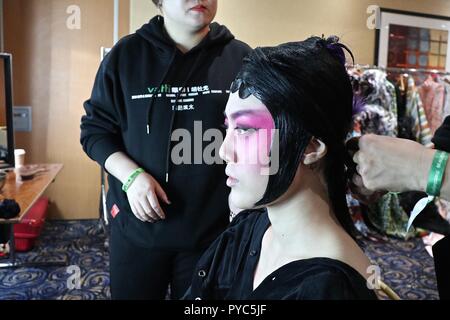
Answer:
[348,63,450,76]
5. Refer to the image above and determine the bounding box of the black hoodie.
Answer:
[80,16,252,250]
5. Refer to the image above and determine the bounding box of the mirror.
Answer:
[0,53,15,168]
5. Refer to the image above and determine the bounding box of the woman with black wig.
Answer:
[184,36,378,300]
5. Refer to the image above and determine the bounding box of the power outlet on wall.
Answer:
[13,106,32,132]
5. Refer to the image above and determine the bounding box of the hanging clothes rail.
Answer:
[348,63,450,76]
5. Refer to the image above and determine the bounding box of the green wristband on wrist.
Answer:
[407,150,449,232]
[426,151,449,197]
[122,168,144,193]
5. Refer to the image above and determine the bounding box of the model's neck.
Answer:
[263,167,372,282]
[266,168,342,254]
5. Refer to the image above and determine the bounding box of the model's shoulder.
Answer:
[290,258,377,300]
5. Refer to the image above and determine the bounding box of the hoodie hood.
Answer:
[136,15,235,53]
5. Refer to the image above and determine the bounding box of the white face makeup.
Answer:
[161,0,218,32]
[219,92,275,210]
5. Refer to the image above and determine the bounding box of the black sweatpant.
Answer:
[109,224,204,300]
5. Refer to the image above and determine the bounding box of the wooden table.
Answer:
[0,163,64,268]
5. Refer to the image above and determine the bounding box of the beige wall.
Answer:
[4,0,129,220]
[130,0,450,65]
[130,0,158,32]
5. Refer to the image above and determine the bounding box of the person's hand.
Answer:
[348,173,387,205]
[346,137,386,204]
[126,171,171,223]
[353,134,435,193]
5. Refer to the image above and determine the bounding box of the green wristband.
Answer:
[426,151,449,197]
[122,168,144,193]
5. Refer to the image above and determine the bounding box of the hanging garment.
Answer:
[352,69,398,136]
[418,76,445,135]
[405,77,433,147]
[368,192,417,239]
[360,69,398,133]
[353,104,397,136]
[395,78,416,141]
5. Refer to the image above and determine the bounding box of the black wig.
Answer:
[231,36,356,235]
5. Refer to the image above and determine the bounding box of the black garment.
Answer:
[109,223,203,300]
[433,236,450,300]
[184,210,378,300]
[395,84,415,141]
[434,115,450,150]
[399,191,450,236]
[432,116,450,300]
[80,15,252,251]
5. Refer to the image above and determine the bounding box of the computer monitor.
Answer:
[0,53,15,168]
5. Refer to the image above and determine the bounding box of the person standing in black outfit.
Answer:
[80,0,251,299]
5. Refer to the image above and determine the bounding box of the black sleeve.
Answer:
[294,271,375,300]
[432,116,450,152]
[80,53,125,169]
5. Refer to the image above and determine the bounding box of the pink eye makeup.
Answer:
[224,110,275,132]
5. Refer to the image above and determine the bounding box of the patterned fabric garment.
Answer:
[359,70,398,135]
[406,77,433,147]
[368,193,416,240]
[418,77,445,135]
[353,104,397,136]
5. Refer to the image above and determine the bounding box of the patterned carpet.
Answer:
[0,220,440,300]
[360,236,439,299]
[0,220,110,300]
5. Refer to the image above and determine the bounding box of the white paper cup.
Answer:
[14,149,26,168]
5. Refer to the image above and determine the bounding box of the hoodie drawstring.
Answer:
[137,15,234,183]
[146,48,177,135]
[164,49,206,183]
